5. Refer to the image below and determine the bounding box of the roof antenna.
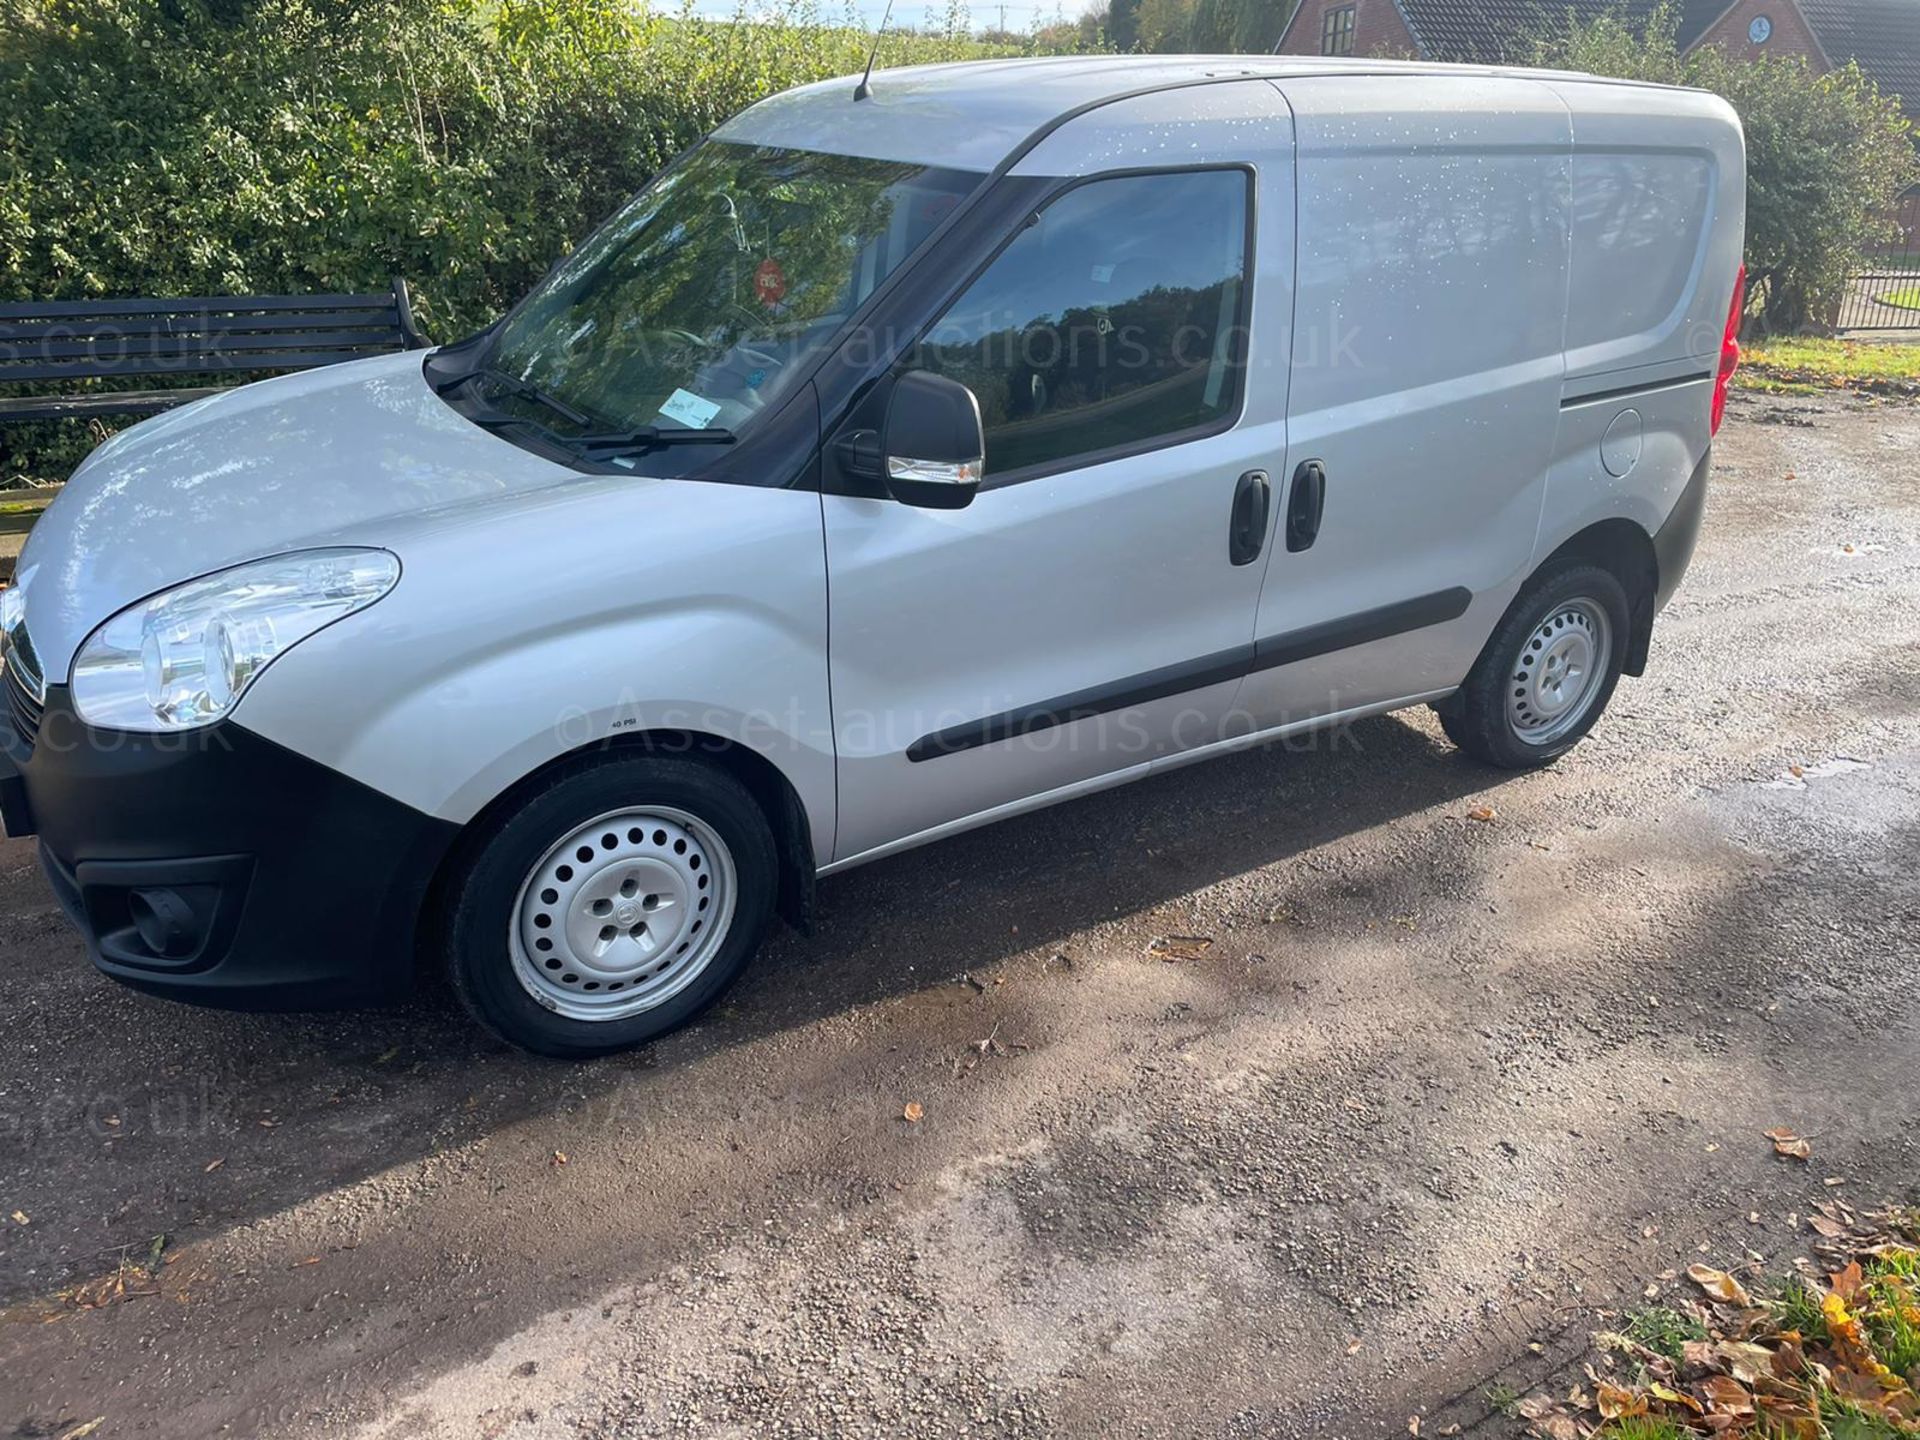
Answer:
[854,0,894,101]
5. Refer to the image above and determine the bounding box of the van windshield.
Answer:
[480,142,981,442]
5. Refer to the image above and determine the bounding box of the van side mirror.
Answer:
[881,371,984,509]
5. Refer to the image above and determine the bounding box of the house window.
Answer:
[1320,4,1356,54]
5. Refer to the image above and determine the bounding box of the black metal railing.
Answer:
[1835,240,1920,334]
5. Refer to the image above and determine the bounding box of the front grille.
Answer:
[1,610,45,749]
[5,660,43,745]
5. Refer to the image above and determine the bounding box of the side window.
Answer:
[904,168,1251,480]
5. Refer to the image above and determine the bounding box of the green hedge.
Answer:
[0,0,1048,479]
[1534,6,1918,335]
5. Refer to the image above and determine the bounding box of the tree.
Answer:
[1132,0,1192,51]
[1535,5,1917,332]
[1228,0,1290,53]
[1185,0,1234,51]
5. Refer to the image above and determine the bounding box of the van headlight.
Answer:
[71,549,400,732]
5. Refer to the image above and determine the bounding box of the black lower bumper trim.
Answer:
[9,687,460,1010]
[1653,445,1712,612]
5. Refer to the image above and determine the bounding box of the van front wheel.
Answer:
[442,754,778,1058]
[1438,561,1629,769]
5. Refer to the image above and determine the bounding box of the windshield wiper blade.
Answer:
[569,427,737,458]
[458,365,594,429]
[465,412,734,465]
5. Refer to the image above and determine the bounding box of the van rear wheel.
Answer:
[1438,560,1629,769]
[442,754,777,1058]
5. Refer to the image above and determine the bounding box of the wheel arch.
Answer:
[1537,519,1659,676]
[425,730,818,955]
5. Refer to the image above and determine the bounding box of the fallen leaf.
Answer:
[203,1158,225,1174]
[1467,805,1497,823]
[1146,935,1213,961]
[1764,1128,1812,1161]
[1407,1416,1420,1436]
[902,1102,925,1123]
[291,1256,322,1268]
[1688,1263,1753,1307]
[1828,1260,1864,1302]
[1808,1214,1848,1238]
[1597,1381,1647,1419]
[57,1419,105,1440]
[1346,1339,1362,1356]
[1700,1375,1755,1416]
[1650,1382,1706,1415]
[9,1210,27,1225]
[550,1150,569,1166]
[1714,1341,1777,1384]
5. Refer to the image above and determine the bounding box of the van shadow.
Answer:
[0,712,1514,1306]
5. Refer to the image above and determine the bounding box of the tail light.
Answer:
[1710,263,1745,436]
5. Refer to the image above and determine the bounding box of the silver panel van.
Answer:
[0,57,1746,1055]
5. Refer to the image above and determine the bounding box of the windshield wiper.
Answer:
[456,365,594,429]
[569,426,736,459]
[465,411,734,465]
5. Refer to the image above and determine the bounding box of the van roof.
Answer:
[715,54,1699,172]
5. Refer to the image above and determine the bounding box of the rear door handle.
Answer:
[1229,469,1271,566]
[1286,460,1326,552]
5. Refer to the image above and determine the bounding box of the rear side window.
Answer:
[1566,153,1713,352]
[904,168,1251,480]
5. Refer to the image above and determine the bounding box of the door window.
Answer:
[902,168,1252,481]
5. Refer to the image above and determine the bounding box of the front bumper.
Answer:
[1,686,460,1010]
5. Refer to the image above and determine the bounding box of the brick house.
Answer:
[1273,0,1728,64]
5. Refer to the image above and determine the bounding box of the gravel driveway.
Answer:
[2,388,1917,1439]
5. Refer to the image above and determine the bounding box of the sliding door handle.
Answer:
[1229,469,1271,566]
[1286,460,1326,553]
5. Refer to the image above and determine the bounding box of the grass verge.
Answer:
[1738,336,1920,397]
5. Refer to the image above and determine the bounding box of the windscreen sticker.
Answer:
[1089,263,1115,284]
[658,388,722,429]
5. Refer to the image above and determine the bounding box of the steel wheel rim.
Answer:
[1507,596,1611,746]
[508,806,737,1022]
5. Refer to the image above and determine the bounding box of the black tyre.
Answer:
[441,753,778,1058]
[1437,560,1630,769]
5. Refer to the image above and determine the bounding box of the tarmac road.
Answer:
[2,386,1917,1439]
